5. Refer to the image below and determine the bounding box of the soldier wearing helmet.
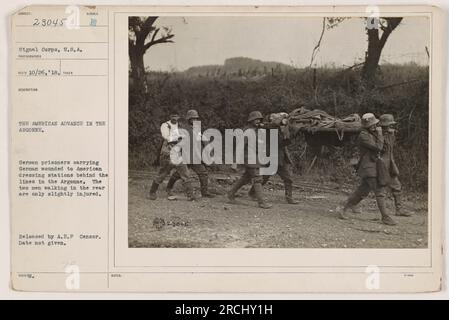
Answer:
[247,111,299,204]
[379,114,412,217]
[247,110,264,124]
[165,109,215,199]
[227,111,272,209]
[186,109,200,121]
[338,113,397,225]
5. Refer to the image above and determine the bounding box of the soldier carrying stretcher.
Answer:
[247,112,300,204]
[338,113,397,225]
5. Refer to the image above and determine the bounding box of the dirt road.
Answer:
[128,170,428,248]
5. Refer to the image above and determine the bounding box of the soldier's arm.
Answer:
[391,134,397,160]
[262,124,290,146]
[279,126,291,145]
[381,134,394,156]
[358,130,384,152]
[160,122,171,141]
[374,130,384,151]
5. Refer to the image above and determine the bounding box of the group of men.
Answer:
[147,109,412,226]
[148,110,214,202]
[338,112,412,226]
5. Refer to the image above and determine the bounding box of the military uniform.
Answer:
[165,111,215,198]
[380,114,411,217]
[227,111,272,209]
[248,124,299,204]
[148,116,195,201]
[381,130,401,193]
[153,143,191,187]
[340,113,396,225]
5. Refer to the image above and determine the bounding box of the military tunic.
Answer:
[381,130,402,194]
[346,128,387,205]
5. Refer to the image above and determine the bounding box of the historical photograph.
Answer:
[128,15,429,248]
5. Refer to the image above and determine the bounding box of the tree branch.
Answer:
[309,18,326,68]
[135,17,158,47]
[378,18,402,49]
[141,17,158,35]
[150,28,159,43]
[143,33,174,51]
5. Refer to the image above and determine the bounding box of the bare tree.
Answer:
[308,17,403,86]
[362,17,403,83]
[309,17,347,68]
[128,17,174,85]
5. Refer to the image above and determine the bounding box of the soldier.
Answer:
[379,114,412,217]
[165,109,215,198]
[148,113,196,201]
[338,113,397,226]
[227,111,272,209]
[247,113,299,204]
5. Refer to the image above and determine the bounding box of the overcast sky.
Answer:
[142,16,430,71]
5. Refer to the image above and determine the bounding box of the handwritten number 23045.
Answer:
[32,18,67,27]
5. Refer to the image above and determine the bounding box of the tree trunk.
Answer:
[362,18,403,85]
[129,43,146,92]
[130,44,145,79]
[362,28,383,83]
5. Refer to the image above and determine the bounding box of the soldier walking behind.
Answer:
[148,113,196,201]
[227,111,272,209]
[165,109,215,198]
[379,114,412,217]
[338,113,397,226]
[248,113,299,204]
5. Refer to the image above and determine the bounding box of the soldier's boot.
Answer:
[199,176,215,198]
[165,175,178,197]
[184,181,198,201]
[227,177,247,204]
[338,194,361,220]
[148,181,159,200]
[253,182,272,209]
[377,197,397,226]
[248,186,257,201]
[248,178,268,201]
[350,204,362,214]
[337,206,351,220]
[285,183,299,204]
[393,192,412,217]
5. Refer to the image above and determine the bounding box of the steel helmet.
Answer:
[247,111,264,122]
[186,109,200,120]
[361,113,379,128]
[379,114,397,126]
